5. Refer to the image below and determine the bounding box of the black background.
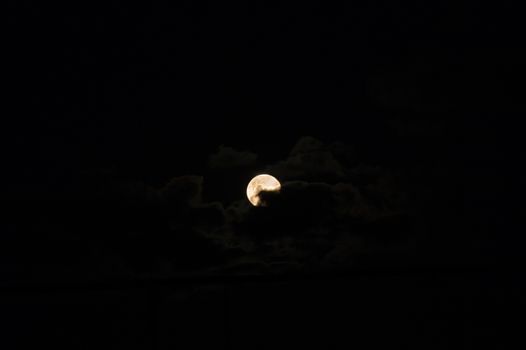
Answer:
[3,1,523,349]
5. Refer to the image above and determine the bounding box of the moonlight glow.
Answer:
[246,174,281,206]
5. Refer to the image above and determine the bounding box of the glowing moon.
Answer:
[246,174,281,206]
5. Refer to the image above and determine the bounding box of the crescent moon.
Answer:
[246,174,281,206]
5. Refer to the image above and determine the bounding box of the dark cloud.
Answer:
[289,136,324,156]
[267,136,345,181]
[208,145,258,169]
[225,199,251,224]
[178,135,403,272]
[320,236,367,267]
[259,181,336,224]
[327,141,358,167]
[205,146,260,204]
[7,135,410,281]
[160,175,203,207]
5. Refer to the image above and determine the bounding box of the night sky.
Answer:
[3,1,522,349]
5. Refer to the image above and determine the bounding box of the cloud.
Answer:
[232,181,358,236]
[289,136,324,155]
[183,202,226,232]
[225,199,252,224]
[208,145,258,169]
[328,141,358,167]
[231,181,336,239]
[267,137,345,181]
[160,175,203,207]
[207,136,411,272]
[25,136,410,279]
[155,136,406,273]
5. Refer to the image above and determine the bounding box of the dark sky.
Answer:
[6,2,486,173]
[6,3,500,191]
[3,0,517,284]
[5,1,509,253]
[2,1,521,348]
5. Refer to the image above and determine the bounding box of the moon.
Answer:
[246,174,281,206]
